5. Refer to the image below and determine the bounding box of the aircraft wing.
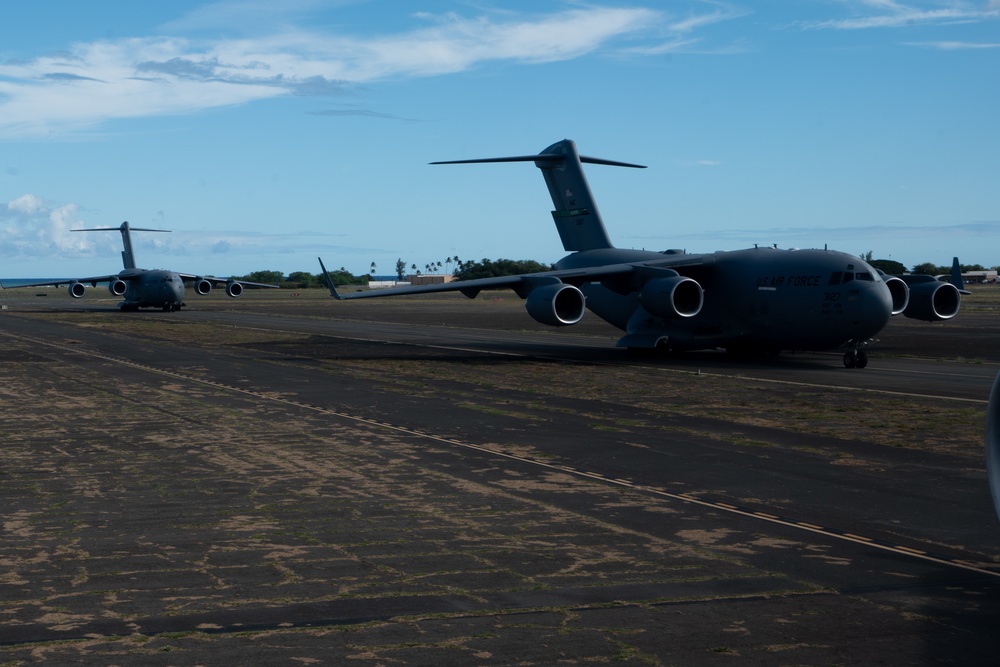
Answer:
[318,255,707,301]
[0,275,120,289]
[176,274,280,289]
[895,272,971,296]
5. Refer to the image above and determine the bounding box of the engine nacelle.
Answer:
[903,281,960,321]
[525,283,585,327]
[987,372,1000,525]
[194,277,213,295]
[108,279,127,296]
[638,275,703,319]
[68,282,86,298]
[226,281,244,298]
[883,276,909,316]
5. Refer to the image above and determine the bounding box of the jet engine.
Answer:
[226,281,244,298]
[525,283,585,326]
[882,276,909,316]
[108,279,127,296]
[194,277,213,295]
[638,275,703,319]
[903,281,960,321]
[987,372,1000,525]
[68,282,86,298]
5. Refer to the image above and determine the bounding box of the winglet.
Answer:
[950,257,972,295]
[317,257,343,299]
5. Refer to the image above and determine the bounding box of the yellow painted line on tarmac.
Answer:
[843,533,873,542]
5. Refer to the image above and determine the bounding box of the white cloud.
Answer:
[905,40,1000,48]
[1,194,99,258]
[0,6,660,138]
[7,193,45,215]
[801,1,1000,30]
[667,2,752,34]
[159,0,339,33]
[643,220,1000,244]
[0,196,250,263]
[625,2,750,55]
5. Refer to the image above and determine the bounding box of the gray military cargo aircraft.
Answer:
[318,139,961,369]
[2,221,276,311]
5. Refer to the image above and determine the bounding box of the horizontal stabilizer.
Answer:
[73,227,169,233]
[431,154,645,169]
[432,139,644,252]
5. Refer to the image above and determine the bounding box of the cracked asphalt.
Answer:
[1,289,998,665]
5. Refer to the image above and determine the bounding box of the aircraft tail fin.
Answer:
[432,139,645,253]
[73,221,170,270]
[119,222,138,269]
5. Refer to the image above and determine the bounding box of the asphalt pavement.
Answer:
[0,293,997,665]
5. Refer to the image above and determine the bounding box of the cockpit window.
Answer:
[855,271,874,281]
[828,272,843,285]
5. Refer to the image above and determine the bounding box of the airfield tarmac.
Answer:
[1,287,998,664]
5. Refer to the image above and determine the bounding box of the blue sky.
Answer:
[1,1,997,279]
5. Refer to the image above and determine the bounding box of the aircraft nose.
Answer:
[857,280,893,337]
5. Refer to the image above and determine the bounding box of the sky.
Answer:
[1,0,998,280]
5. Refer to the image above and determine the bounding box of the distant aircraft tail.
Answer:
[73,221,170,270]
[432,139,645,253]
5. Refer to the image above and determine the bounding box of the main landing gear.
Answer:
[843,347,868,369]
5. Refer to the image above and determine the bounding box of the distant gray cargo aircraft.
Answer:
[2,221,276,311]
[319,139,961,368]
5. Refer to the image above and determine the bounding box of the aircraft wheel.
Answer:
[856,350,868,368]
[843,350,857,368]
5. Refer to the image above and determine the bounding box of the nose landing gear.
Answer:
[843,347,869,369]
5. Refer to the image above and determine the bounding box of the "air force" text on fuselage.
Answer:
[755,275,822,289]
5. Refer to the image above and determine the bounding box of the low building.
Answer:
[407,274,454,286]
[960,271,998,284]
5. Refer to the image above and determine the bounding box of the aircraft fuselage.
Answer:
[119,269,186,311]
[559,246,892,353]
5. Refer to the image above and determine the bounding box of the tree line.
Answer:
[231,268,365,288]
[235,255,993,289]
[233,257,556,288]
[861,251,994,276]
